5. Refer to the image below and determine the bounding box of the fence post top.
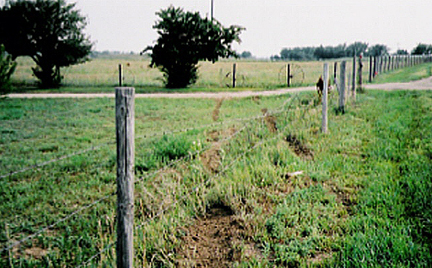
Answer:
[115,87,135,91]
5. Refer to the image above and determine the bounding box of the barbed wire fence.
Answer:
[1,87,317,267]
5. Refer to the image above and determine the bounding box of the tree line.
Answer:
[271,43,432,61]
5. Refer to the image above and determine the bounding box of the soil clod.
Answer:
[284,134,314,160]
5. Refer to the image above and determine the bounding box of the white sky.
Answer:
[3,0,432,58]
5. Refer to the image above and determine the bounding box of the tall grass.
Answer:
[11,55,372,91]
[1,89,432,267]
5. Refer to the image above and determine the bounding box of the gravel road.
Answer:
[5,76,432,99]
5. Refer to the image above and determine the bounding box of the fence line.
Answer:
[3,95,300,181]
[3,90,309,267]
[134,94,303,230]
[2,95,297,263]
[75,93,303,267]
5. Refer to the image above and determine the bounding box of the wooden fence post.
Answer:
[333,62,338,91]
[352,54,356,94]
[380,56,384,73]
[373,57,377,78]
[116,87,135,268]
[119,64,123,87]
[339,61,346,113]
[322,63,329,133]
[358,55,363,91]
[287,64,291,87]
[387,56,391,72]
[369,56,373,82]
[232,63,236,88]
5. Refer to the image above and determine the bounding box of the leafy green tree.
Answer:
[143,6,244,88]
[396,49,409,55]
[366,44,389,57]
[411,43,432,55]
[0,44,17,94]
[0,0,92,88]
[240,51,253,59]
[346,42,368,56]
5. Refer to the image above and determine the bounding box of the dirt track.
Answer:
[5,76,432,99]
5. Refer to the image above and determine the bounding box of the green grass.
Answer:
[9,55,432,94]
[9,55,373,92]
[1,88,432,267]
[372,62,432,84]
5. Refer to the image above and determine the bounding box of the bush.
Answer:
[0,44,16,95]
[144,6,244,88]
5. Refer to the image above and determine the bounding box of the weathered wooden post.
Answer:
[358,54,363,91]
[387,56,391,72]
[322,63,329,133]
[116,87,135,268]
[232,63,236,88]
[119,64,123,87]
[376,57,380,74]
[339,61,346,113]
[380,56,384,73]
[287,64,291,87]
[369,56,373,82]
[333,62,338,89]
[352,53,356,94]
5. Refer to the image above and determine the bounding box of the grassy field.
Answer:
[1,80,432,267]
[10,54,377,93]
[10,54,432,94]
[371,62,432,84]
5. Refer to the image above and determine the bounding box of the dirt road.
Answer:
[5,76,432,99]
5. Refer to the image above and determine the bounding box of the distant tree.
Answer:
[270,55,281,61]
[143,6,244,88]
[280,47,315,61]
[346,42,368,56]
[366,44,389,57]
[0,0,92,88]
[396,49,409,55]
[314,45,346,59]
[411,43,432,55]
[0,44,16,94]
[240,51,253,59]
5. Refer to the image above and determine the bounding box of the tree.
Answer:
[396,49,409,55]
[143,6,244,88]
[366,44,389,57]
[0,0,92,88]
[411,43,432,55]
[0,44,16,94]
[240,51,253,59]
[346,42,368,56]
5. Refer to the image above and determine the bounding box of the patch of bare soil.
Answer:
[9,243,49,260]
[200,143,222,173]
[284,134,314,160]
[176,205,260,267]
[201,127,237,173]
[261,108,278,133]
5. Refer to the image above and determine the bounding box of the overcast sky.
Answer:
[3,0,432,58]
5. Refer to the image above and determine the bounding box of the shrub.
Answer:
[0,44,16,94]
